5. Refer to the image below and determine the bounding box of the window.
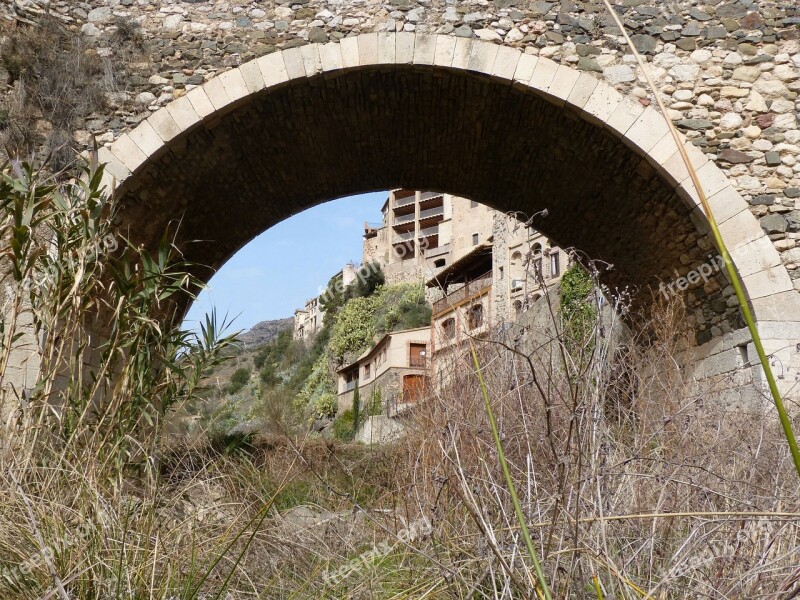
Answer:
[364,362,371,380]
[498,266,504,280]
[410,343,427,367]
[434,258,446,268]
[513,300,522,316]
[472,233,479,245]
[467,303,484,329]
[550,251,560,278]
[532,244,543,278]
[442,318,456,340]
[470,200,479,208]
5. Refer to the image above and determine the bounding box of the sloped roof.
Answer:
[425,242,493,288]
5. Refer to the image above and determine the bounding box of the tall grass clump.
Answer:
[0,159,296,598]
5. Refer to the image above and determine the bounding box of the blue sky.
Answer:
[183,191,387,332]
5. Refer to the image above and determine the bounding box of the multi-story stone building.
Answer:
[362,189,494,285]
[293,296,323,341]
[426,213,567,387]
[292,263,359,341]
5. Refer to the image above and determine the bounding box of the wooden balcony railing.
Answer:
[432,271,493,314]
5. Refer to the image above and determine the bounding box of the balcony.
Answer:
[394,194,416,209]
[426,243,450,258]
[419,191,443,202]
[409,356,427,368]
[419,225,439,238]
[394,231,414,242]
[394,212,416,226]
[432,271,493,314]
[419,206,444,220]
[343,379,359,392]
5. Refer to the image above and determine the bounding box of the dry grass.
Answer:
[0,161,798,598]
[0,15,146,171]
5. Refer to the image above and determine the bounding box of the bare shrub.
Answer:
[393,275,800,598]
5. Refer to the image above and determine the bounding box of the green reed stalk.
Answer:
[470,342,553,599]
[600,0,800,479]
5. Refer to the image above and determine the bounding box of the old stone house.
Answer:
[336,326,430,416]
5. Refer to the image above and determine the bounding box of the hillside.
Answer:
[182,266,432,444]
[238,316,293,349]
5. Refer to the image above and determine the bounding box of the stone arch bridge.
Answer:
[7,0,800,400]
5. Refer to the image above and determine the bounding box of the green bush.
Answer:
[312,392,337,419]
[259,363,279,386]
[227,367,251,394]
[560,264,597,353]
[333,409,356,442]
[352,387,361,437]
[368,388,383,416]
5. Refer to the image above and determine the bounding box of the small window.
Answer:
[513,300,522,316]
[472,233,480,245]
[434,258,446,268]
[533,244,543,278]
[364,362,371,379]
[470,200,479,208]
[498,266,504,280]
[442,318,456,340]
[550,252,560,278]
[467,303,484,330]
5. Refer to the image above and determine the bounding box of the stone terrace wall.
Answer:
[2,0,800,289]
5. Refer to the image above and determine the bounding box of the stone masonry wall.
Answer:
[2,0,800,291]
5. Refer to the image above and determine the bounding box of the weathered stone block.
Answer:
[565,72,598,109]
[147,109,182,143]
[186,87,215,120]
[624,108,671,154]
[582,80,624,125]
[239,59,266,93]
[218,68,249,103]
[162,97,197,137]
[529,56,559,93]
[492,45,520,81]
[320,42,344,72]
[512,53,538,84]
[202,76,231,112]
[128,120,163,158]
[466,39,498,73]
[544,64,580,105]
[109,134,148,173]
[339,35,361,68]
[257,52,289,87]
[605,96,646,138]
[451,36,473,70]
[359,33,379,65]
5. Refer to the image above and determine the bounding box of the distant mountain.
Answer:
[239,317,293,349]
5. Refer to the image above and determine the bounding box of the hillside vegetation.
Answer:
[184,267,431,447]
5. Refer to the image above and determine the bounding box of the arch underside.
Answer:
[115,64,739,339]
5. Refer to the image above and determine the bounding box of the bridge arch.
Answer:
[96,33,800,398]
